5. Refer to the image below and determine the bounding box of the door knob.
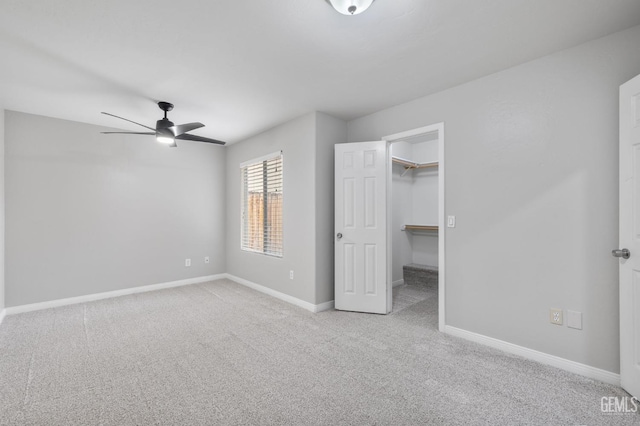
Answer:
[337,233,343,240]
[612,248,630,259]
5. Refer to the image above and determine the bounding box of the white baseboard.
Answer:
[3,275,618,387]
[2,273,335,317]
[393,279,404,288]
[315,300,335,313]
[5,274,225,315]
[224,274,334,313]
[444,325,620,386]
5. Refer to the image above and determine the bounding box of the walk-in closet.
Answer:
[390,131,440,317]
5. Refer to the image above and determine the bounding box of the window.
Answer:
[241,152,283,257]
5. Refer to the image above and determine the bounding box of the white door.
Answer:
[619,74,640,397]
[335,141,390,314]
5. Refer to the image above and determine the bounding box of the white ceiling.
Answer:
[1,0,639,144]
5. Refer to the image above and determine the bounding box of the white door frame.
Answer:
[383,122,445,332]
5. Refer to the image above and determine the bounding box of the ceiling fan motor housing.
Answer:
[156,118,174,133]
[157,101,175,137]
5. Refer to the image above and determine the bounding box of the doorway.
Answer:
[383,123,445,332]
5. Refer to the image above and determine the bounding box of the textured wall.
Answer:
[0,110,4,311]
[315,113,347,304]
[5,111,227,306]
[225,112,346,306]
[348,25,640,373]
[225,113,318,304]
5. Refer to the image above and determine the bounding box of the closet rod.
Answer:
[392,156,438,170]
[402,225,439,232]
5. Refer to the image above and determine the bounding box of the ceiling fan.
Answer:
[101,101,226,147]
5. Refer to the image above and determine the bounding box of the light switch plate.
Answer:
[567,310,582,330]
[447,215,456,228]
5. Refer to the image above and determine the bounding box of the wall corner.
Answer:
[314,112,347,305]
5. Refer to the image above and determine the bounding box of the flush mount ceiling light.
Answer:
[325,0,375,15]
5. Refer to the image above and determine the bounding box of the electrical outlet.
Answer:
[289,270,294,280]
[185,258,191,267]
[550,308,563,325]
[204,256,210,264]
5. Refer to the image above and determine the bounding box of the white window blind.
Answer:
[241,152,283,257]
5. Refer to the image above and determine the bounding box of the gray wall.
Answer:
[315,113,347,304]
[0,110,4,311]
[226,113,317,304]
[5,111,226,307]
[348,24,640,373]
[225,112,346,306]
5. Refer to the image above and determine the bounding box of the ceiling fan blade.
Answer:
[101,112,156,131]
[176,134,226,145]
[101,131,155,135]
[169,122,204,136]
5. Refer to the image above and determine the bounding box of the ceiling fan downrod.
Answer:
[157,101,174,119]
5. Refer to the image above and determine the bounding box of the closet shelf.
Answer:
[402,225,439,233]
[392,156,438,171]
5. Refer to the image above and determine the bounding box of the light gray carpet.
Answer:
[0,279,636,425]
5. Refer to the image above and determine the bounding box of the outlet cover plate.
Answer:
[550,308,563,325]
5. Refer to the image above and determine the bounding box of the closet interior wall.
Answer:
[391,136,439,285]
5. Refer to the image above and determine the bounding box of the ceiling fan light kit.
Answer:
[155,101,176,146]
[325,0,375,15]
[101,101,226,148]
[155,135,175,145]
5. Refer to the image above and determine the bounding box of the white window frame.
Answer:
[240,151,283,257]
